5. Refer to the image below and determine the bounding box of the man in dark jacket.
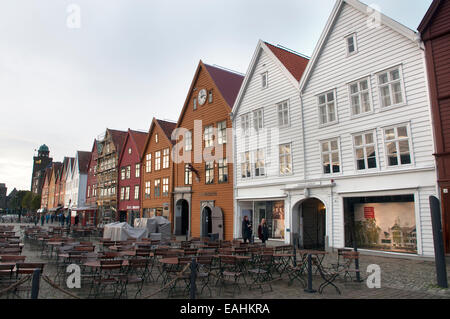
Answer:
[242,216,252,243]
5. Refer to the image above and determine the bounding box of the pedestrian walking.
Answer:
[258,218,269,244]
[242,215,252,244]
[40,213,45,226]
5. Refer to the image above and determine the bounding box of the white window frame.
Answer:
[126,166,131,179]
[261,72,268,89]
[241,152,251,179]
[135,163,140,178]
[145,153,152,173]
[217,120,227,145]
[185,164,192,185]
[279,143,293,176]
[241,113,250,136]
[204,125,214,148]
[145,181,151,199]
[163,148,170,169]
[154,179,161,198]
[205,161,214,185]
[253,108,264,132]
[277,100,290,128]
[125,186,130,201]
[134,185,139,200]
[382,123,414,168]
[155,151,161,171]
[254,149,266,178]
[317,90,338,126]
[162,178,169,197]
[352,130,379,172]
[345,33,358,56]
[348,76,373,118]
[376,65,407,109]
[320,138,342,175]
[218,159,228,183]
[185,131,192,152]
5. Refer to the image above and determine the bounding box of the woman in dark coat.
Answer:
[242,216,252,243]
[258,218,269,244]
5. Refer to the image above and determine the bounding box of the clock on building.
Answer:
[198,89,207,106]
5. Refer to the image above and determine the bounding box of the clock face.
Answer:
[198,89,207,106]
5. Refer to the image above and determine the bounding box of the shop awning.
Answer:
[72,206,97,211]
[48,206,63,212]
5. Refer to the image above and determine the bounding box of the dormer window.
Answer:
[345,33,358,56]
[261,72,268,89]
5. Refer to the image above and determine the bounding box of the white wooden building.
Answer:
[64,151,90,211]
[233,0,437,257]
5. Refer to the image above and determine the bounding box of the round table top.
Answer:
[83,260,129,268]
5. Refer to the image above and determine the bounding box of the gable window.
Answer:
[208,90,213,103]
[349,78,371,116]
[145,153,152,173]
[155,151,161,171]
[185,164,192,185]
[241,114,250,136]
[218,159,228,183]
[185,131,193,151]
[163,148,170,169]
[318,91,337,125]
[241,152,251,179]
[384,125,412,167]
[193,97,197,110]
[377,66,405,108]
[217,121,227,145]
[128,148,132,154]
[321,139,340,174]
[204,125,214,148]
[279,144,292,175]
[253,109,264,131]
[154,179,161,198]
[254,149,266,177]
[155,134,159,144]
[145,181,151,199]
[205,161,214,184]
[261,72,268,89]
[345,33,358,56]
[134,185,139,200]
[135,164,140,178]
[353,132,377,171]
[162,178,169,197]
[277,101,290,127]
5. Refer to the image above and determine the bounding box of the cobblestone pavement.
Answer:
[2,223,449,300]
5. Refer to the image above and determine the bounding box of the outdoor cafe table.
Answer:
[297,250,328,274]
[83,259,129,269]
[272,253,296,276]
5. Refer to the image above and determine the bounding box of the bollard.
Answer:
[430,196,448,288]
[304,254,316,293]
[189,258,197,299]
[31,269,41,299]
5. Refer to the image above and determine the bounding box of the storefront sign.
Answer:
[364,207,375,219]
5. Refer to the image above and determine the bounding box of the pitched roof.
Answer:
[77,151,92,174]
[418,0,445,34]
[129,130,149,156]
[264,42,310,82]
[156,120,177,144]
[108,129,128,156]
[203,64,244,107]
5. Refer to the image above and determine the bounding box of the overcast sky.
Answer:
[0,0,432,192]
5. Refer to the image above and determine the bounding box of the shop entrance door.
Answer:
[302,198,326,251]
[201,207,212,238]
[175,199,189,236]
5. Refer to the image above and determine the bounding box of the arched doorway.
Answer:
[201,207,212,237]
[175,199,189,236]
[300,198,326,251]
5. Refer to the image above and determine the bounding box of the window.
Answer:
[185,131,192,151]
[349,78,371,116]
[279,144,292,175]
[253,109,264,131]
[254,149,265,177]
[353,132,377,170]
[241,114,250,136]
[155,134,159,144]
[121,168,126,180]
[120,187,125,200]
[145,154,152,173]
[277,101,290,127]
[145,181,151,199]
[87,186,90,198]
[163,148,170,169]
[155,151,161,171]
[135,164,140,178]
[261,72,268,89]
[193,97,197,110]
[125,186,130,200]
[154,179,161,198]
[217,121,227,145]
[126,166,131,179]
[384,125,412,167]
[185,164,192,185]
[128,148,132,154]
[218,159,228,183]
[204,125,214,148]
[345,33,357,55]
[377,67,404,108]
[318,91,337,125]
[241,152,251,179]
[205,161,214,184]
[321,139,340,174]
[134,185,139,200]
[208,90,213,103]
[162,178,169,197]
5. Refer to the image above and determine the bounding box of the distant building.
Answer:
[0,183,7,211]
[31,144,53,195]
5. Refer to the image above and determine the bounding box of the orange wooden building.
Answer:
[140,118,177,225]
[172,61,244,240]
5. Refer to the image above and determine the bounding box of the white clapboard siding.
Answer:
[302,3,434,180]
[234,46,304,188]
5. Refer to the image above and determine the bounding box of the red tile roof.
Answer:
[156,120,177,145]
[204,64,244,107]
[264,42,310,82]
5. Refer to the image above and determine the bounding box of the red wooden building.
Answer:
[84,139,99,225]
[419,0,450,253]
[117,129,148,225]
